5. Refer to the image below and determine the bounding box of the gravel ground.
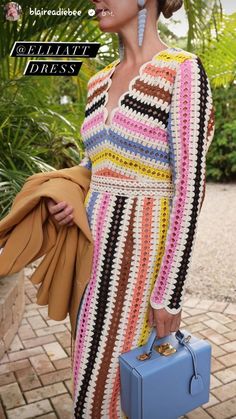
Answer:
[185,181,236,303]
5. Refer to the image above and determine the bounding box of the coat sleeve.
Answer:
[150,55,215,314]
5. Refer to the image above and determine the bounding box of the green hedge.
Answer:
[206,85,236,182]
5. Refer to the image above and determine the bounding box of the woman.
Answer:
[47,0,215,417]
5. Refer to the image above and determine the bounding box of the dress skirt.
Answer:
[72,174,174,418]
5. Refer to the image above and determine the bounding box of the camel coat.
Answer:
[0,166,94,340]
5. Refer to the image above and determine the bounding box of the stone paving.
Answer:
[0,274,236,418]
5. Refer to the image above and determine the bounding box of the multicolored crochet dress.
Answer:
[72,46,215,418]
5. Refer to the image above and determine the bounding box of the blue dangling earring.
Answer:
[137,0,147,47]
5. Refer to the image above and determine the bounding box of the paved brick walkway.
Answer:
[0,273,236,418]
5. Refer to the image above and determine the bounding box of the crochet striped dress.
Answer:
[72,46,215,418]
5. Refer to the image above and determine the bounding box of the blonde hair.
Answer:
[157,0,183,19]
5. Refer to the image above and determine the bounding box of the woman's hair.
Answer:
[157,0,183,19]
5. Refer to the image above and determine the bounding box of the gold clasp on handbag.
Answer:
[136,342,177,361]
[154,342,177,356]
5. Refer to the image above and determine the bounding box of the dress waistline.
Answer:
[90,175,175,198]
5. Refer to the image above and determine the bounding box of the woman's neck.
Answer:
[118,12,168,66]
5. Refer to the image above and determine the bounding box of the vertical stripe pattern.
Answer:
[73,189,172,418]
[73,47,215,417]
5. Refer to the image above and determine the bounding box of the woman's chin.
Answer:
[96,15,117,32]
[98,22,116,33]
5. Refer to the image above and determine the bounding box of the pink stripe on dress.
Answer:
[113,111,168,143]
[81,110,104,134]
[151,59,192,304]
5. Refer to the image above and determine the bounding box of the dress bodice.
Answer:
[79,47,214,185]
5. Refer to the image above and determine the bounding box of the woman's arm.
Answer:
[150,55,215,314]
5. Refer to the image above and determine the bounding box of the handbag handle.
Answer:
[144,327,204,395]
[145,328,190,357]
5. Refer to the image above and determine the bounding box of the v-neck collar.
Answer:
[103,46,176,131]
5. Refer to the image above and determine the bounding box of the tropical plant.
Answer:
[199,13,236,87]
[184,0,223,51]
[0,76,88,216]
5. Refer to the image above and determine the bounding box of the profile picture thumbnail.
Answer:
[4,2,22,21]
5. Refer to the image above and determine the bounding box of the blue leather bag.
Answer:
[119,328,212,419]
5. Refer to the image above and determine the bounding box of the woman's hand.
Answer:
[46,198,74,227]
[148,305,182,338]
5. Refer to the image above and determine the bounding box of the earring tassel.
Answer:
[138,7,147,47]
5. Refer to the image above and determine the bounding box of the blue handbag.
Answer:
[119,328,212,419]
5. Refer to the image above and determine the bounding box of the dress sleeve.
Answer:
[78,149,92,171]
[78,76,93,171]
[150,56,215,314]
